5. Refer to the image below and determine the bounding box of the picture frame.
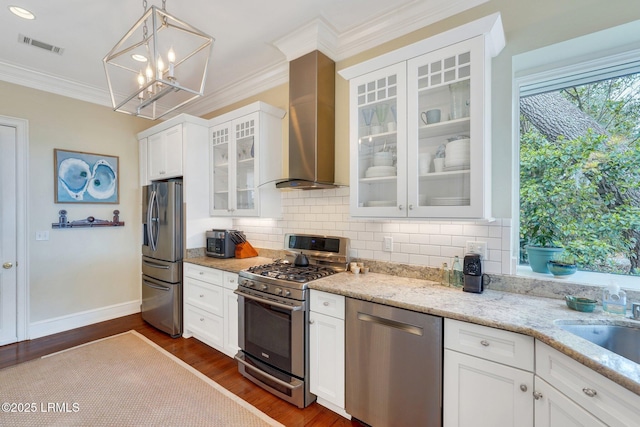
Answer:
[54,149,119,204]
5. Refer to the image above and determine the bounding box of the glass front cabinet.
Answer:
[346,16,504,219]
[209,102,285,217]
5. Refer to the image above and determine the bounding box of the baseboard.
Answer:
[29,300,141,340]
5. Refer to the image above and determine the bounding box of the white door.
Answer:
[0,124,18,345]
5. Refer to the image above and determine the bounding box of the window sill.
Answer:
[516,266,640,292]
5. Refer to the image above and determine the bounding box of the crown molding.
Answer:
[0,60,112,107]
[0,0,488,116]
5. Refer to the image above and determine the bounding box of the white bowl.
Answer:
[373,156,394,166]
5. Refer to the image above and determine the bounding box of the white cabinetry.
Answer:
[138,115,218,249]
[340,14,504,219]
[309,290,349,418]
[443,318,534,427]
[535,341,640,427]
[209,101,285,217]
[148,123,183,181]
[183,263,238,358]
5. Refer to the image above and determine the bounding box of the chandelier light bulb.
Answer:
[137,72,145,99]
[145,65,153,93]
[157,56,164,75]
[167,48,176,79]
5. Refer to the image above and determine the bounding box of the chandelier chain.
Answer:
[142,0,148,39]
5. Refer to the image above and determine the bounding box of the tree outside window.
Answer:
[519,73,640,275]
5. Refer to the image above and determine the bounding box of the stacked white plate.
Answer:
[431,197,470,206]
[445,137,470,168]
[365,165,396,178]
[365,200,396,207]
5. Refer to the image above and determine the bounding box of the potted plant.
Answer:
[547,253,577,278]
[523,227,564,274]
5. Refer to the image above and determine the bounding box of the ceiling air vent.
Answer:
[18,34,64,55]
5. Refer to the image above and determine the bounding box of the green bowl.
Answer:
[565,295,597,312]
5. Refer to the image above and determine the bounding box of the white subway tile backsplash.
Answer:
[233,189,512,272]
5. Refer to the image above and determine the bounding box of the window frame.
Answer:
[512,47,640,291]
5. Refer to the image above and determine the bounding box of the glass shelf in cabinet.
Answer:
[419,169,470,179]
[418,117,469,139]
[360,176,398,183]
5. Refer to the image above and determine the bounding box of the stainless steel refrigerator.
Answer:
[141,179,183,337]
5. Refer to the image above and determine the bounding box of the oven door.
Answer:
[235,288,305,378]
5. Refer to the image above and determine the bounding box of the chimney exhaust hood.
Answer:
[276,50,337,190]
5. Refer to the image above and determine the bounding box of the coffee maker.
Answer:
[463,253,483,293]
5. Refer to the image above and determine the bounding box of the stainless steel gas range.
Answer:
[234,233,350,408]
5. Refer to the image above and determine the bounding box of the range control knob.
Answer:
[283,289,291,297]
[246,280,255,287]
[261,284,268,291]
[275,287,283,295]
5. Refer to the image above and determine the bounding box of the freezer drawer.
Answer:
[346,298,443,427]
[142,256,182,283]
[141,275,182,337]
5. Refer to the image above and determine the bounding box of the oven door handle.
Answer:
[234,289,303,312]
[235,354,303,391]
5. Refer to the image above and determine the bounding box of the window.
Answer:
[518,64,640,277]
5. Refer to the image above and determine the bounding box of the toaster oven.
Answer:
[206,229,236,258]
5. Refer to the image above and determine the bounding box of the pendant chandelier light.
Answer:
[103,0,214,120]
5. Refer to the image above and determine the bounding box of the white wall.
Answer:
[0,81,149,331]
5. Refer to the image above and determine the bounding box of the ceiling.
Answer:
[0,0,485,119]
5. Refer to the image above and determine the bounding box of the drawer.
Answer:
[444,318,534,371]
[223,272,239,290]
[184,277,223,317]
[310,290,345,320]
[184,263,223,284]
[536,341,640,427]
[184,304,224,350]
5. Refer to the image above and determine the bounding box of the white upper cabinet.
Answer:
[147,123,183,181]
[341,13,504,219]
[209,101,285,218]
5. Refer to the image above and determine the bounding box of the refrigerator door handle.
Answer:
[147,189,158,252]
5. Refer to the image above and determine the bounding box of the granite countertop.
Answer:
[310,272,640,396]
[184,256,273,273]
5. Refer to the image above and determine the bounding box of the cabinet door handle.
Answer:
[323,301,330,306]
[480,340,490,347]
[409,204,413,210]
[199,294,205,298]
[582,388,597,397]
[309,319,315,324]
[533,391,543,400]
[398,204,404,210]
[520,384,528,392]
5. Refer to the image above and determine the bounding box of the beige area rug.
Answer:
[0,331,284,427]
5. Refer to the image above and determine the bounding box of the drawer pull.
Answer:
[533,391,543,400]
[520,384,528,392]
[323,301,330,306]
[199,271,204,275]
[480,340,490,347]
[582,388,597,397]
[199,294,204,298]
[309,320,315,324]
[199,317,205,322]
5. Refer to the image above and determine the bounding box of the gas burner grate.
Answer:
[247,263,337,283]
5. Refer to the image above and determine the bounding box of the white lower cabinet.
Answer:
[534,376,606,427]
[443,319,534,427]
[535,341,640,427]
[183,263,239,358]
[309,290,349,418]
[444,319,640,427]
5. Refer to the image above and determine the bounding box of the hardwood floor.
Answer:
[0,314,357,427]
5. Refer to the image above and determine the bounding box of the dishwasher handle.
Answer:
[357,312,423,336]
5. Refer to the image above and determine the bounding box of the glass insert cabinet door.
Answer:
[407,36,487,218]
[234,114,257,213]
[211,123,231,212]
[349,62,407,217]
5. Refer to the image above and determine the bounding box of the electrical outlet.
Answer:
[383,236,393,252]
[36,231,49,241]
[466,241,487,259]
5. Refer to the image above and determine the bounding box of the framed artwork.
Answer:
[54,149,119,204]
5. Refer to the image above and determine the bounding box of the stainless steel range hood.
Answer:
[276,50,336,190]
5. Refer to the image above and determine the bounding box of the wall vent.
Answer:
[18,34,64,55]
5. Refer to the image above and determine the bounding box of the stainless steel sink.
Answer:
[557,323,640,364]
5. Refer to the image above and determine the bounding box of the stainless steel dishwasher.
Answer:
[346,298,443,427]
